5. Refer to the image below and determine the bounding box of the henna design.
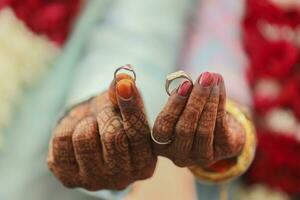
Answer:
[48,73,156,191]
[119,95,156,179]
[48,100,92,188]
[213,75,245,161]
[193,84,219,166]
[153,72,246,168]
[152,94,187,147]
[213,113,246,160]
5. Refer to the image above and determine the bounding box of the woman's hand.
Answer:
[153,72,245,167]
[47,74,156,191]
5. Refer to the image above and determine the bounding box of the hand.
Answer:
[47,73,156,191]
[153,72,245,167]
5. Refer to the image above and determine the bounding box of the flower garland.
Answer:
[0,0,82,147]
[236,184,290,200]
[0,8,59,146]
[237,184,290,200]
[242,0,300,197]
[0,0,82,45]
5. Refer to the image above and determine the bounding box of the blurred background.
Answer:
[0,0,299,199]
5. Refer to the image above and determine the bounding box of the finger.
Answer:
[109,73,134,108]
[213,75,245,160]
[116,78,156,179]
[153,80,193,149]
[48,100,91,187]
[216,74,226,118]
[95,101,132,176]
[170,72,213,165]
[72,116,104,190]
[193,74,219,166]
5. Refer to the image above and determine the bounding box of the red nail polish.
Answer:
[199,72,213,86]
[178,81,192,96]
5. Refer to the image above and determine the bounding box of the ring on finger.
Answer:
[150,131,171,145]
[165,70,193,96]
[114,64,137,82]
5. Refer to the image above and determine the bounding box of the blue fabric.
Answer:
[66,0,195,125]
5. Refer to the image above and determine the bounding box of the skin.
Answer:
[153,73,245,167]
[47,72,245,191]
[48,74,156,191]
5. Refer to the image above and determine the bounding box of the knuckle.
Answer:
[175,122,194,138]
[54,122,74,138]
[52,136,74,158]
[73,117,97,141]
[154,115,171,133]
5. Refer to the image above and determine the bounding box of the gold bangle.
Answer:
[189,100,256,184]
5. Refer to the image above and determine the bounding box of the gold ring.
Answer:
[165,70,193,96]
[114,64,136,82]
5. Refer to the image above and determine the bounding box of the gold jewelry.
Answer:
[189,100,256,184]
[165,70,193,96]
[114,64,136,82]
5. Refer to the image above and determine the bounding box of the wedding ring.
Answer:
[165,70,193,96]
[150,131,171,145]
[114,64,136,82]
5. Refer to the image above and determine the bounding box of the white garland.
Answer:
[236,184,290,200]
[0,8,59,146]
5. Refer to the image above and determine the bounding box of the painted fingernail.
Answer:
[178,80,192,96]
[116,79,134,99]
[198,72,213,86]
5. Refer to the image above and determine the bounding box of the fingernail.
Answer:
[178,80,192,96]
[198,72,213,86]
[116,79,134,99]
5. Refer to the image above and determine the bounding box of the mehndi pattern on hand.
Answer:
[48,70,156,191]
[153,72,245,168]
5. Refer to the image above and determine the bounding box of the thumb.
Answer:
[108,73,135,108]
[108,71,146,124]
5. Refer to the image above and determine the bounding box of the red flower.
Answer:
[246,0,300,27]
[243,0,300,196]
[0,0,82,45]
[248,40,298,80]
[253,93,277,115]
[278,75,300,120]
[245,131,300,196]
